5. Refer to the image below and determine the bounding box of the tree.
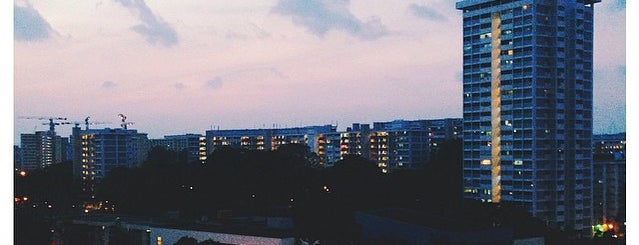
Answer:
[144,146,189,166]
[174,236,198,245]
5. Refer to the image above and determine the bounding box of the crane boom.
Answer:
[19,116,69,133]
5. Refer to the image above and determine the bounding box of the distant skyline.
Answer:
[13,0,625,143]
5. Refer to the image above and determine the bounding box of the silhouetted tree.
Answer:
[174,236,198,245]
[144,146,189,166]
[15,161,82,211]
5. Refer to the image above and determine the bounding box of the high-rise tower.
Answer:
[456,0,598,235]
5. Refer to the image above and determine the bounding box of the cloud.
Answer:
[102,81,118,88]
[174,82,186,90]
[14,3,55,41]
[272,0,389,40]
[409,3,447,21]
[205,77,223,89]
[114,0,178,47]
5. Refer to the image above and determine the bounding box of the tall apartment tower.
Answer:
[456,0,598,235]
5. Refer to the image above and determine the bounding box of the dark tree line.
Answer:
[16,139,574,244]
[15,161,83,245]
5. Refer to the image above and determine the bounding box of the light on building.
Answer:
[481,159,491,165]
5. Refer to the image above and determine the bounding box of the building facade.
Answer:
[14,145,22,170]
[149,134,207,164]
[592,160,625,227]
[593,133,626,161]
[592,133,625,227]
[205,125,337,155]
[19,131,68,170]
[204,120,461,172]
[456,0,598,235]
[72,126,149,193]
[370,119,462,171]
[339,124,372,160]
[315,131,342,167]
[317,119,462,172]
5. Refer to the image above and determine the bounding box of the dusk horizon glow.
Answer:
[13,0,626,143]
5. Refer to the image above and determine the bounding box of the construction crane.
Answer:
[18,116,69,134]
[80,116,111,130]
[118,113,134,129]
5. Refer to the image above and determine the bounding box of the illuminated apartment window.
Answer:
[480,32,492,39]
[157,236,162,245]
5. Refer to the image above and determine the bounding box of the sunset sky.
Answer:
[12,0,626,143]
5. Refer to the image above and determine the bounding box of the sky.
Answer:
[12,0,626,143]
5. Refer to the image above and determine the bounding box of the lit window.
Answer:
[507,49,514,55]
[522,4,529,10]
[514,159,523,165]
[481,159,491,165]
